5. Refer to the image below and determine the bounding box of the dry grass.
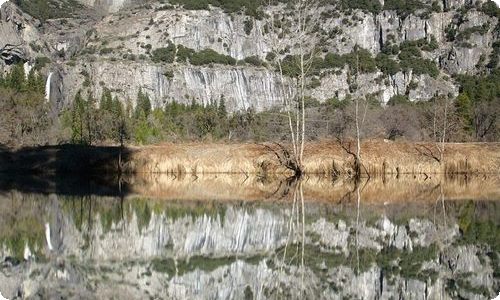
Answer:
[124,140,500,176]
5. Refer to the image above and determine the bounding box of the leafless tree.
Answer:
[266,0,321,175]
[473,101,499,141]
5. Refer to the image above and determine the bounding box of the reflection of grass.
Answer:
[164,201,227,224]
[375,245,438,283]
[275,244,347,273]
[61,197,228,234]
[446,277,492,298]
[244,253,267,265]
[274,242,439,283]
[458,201,500,250]
[131,200,153,232]
[0,216,45,260]
[151,258,176,277]
[151,255,236,277]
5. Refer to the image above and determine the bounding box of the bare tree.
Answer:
[266,0,320,175]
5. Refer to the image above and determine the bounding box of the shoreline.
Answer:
[1,140,499,176]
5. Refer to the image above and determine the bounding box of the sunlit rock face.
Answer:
[61,61,291,111]
[76,0,140,13]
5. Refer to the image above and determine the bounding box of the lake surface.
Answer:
[0,174,498,299]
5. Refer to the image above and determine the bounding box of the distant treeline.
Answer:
[0,64,498,147]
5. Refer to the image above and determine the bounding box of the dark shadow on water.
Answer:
[0,144,132,175]
[0,144,134,196]
[0,173,131,197]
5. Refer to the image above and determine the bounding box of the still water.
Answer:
[0,174,498,299]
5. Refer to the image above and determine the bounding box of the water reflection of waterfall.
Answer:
[45,72,53,102]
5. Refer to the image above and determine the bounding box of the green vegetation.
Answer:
[151,255,236,277]
[458,201,500,250]
[0,217,45,260]
[383,0,425,15]
[375,53,401,75]
[0,64,53,146]
[397,39,439,77]
[13,0,83,21]
[244,19,254,35]
[168,0,265,18]
[281,39,439,78]
[152,43,236,66]
[480,0,500,18]
[339,0,382,14]
[281,47,377,77]
[456,24,490,42]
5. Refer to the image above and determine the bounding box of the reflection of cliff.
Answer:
[0,192,498,299]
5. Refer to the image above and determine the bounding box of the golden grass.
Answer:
[124,140,500,176]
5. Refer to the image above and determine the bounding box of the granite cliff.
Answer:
[0,0,498,111]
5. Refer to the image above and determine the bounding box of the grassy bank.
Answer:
[124,140,500,176]
[1,140,499,176]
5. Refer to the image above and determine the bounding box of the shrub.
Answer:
[244,56,265,67]
[243,19,253,35]
[387,95,410,106]
[190,49,236,66]
[340,0,382,14]
[376,53,401,75]
[384,0,425,15]
[480,1,500,18]
[151,43,176,63]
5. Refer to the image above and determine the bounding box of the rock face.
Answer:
[62,60,291,111]
[0,0,498,111]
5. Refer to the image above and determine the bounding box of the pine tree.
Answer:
[100,88,113,112]
[9,64,26,91]
[135,89,151,118]
[26,69,45,94]
[71,91,86,144]
[455,93,473,132]
[218,96,227,119]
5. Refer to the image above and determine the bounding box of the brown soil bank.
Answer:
[0,140,499,175]
[125,140,500,176]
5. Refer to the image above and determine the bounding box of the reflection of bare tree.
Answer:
[355,181,361,274]
[272,179,312,298]
[434,182,448,241]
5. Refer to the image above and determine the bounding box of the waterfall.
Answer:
[45,223,53,251]
[45,72,53,102]
[23,61,32,79]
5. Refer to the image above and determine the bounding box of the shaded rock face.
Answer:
[0,2,39,66]
[0,194,498,300]
[0,0,498,110]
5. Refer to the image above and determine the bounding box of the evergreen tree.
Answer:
[455,93,473,132]
[8,64,26,91]
[100,88,113,112]
[135,89,151,118]
[26,69,45,94]
[71,91,86,144]
[218,96,227,119]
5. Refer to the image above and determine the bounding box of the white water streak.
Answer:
[45,223,53,251]
[45,72,53,102]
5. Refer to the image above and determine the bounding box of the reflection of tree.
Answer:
[273,179,311,298]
